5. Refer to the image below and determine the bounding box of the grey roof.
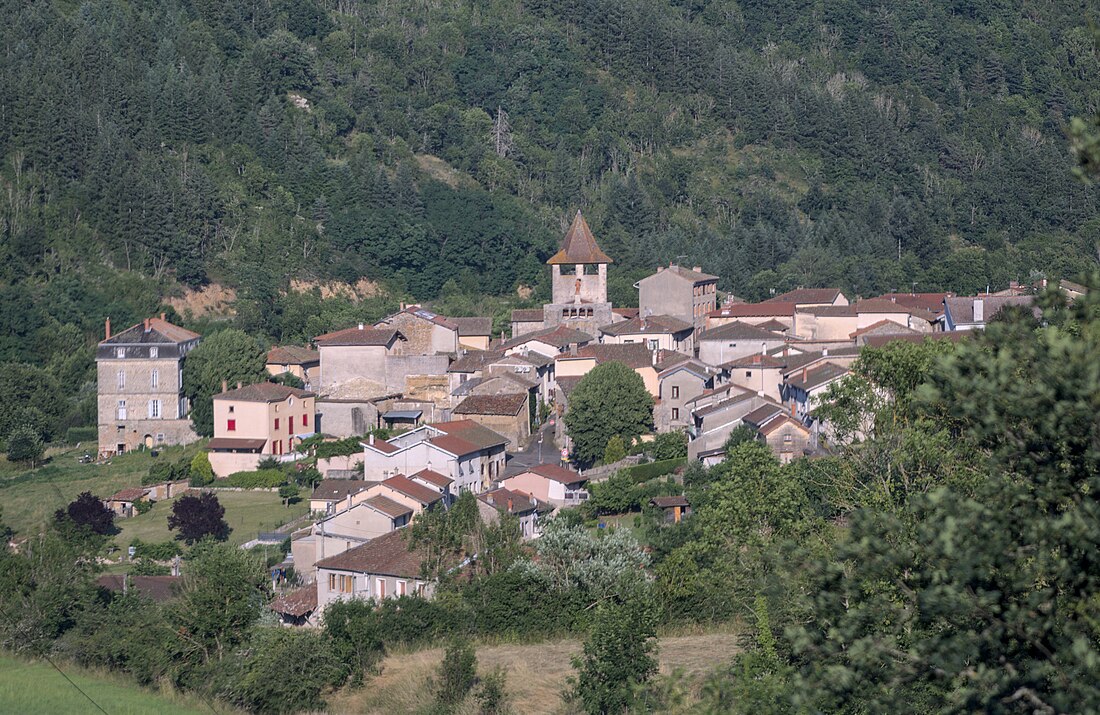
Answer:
[642,265,718,283]
[100,318,200,346]
[382,410,423,420]
[697,321,788,342]
[511,309,545,322]
[600,314,693,337]
[449,350,506,373]
[787,362,850,391]
[499,325,593,350]
[944,295,1037,325]
[449,316,493,336]
[311,479,371,502]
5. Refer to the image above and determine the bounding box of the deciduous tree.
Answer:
[564,362,653,468]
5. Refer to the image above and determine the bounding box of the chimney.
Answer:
[570,343,578,356]
[507,498,514,513]
[369,434,375,445]
[802,367,808,381]
[656,266,663,272]
[973,298,984,323]
[790,402,796,417]
[143,318,150,332]
[358,322,364,330]
[693,266,702,273]
[159,312,166,321]
[104,317,111,340]
[221,379,228,393]
[823,348,829,356]
[236,381,242,389]
[400,302,406,311]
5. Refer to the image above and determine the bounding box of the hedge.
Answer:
[219,469,287,489]
[618,458,686,483]
[314,436,364,459]
[65,426,97,445]
[130,539,183,561]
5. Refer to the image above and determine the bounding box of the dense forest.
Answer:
[0,0,1098,437]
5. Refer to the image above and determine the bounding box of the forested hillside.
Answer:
[1,0,1098,433]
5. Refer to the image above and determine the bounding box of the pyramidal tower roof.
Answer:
[547,211,613,265]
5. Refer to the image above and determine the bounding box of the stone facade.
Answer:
[96,318,200,457]
[376,309,459,355]
[638,265,718,332]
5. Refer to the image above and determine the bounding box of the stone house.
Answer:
[637,264,718,332]
[375,306,460,355]
[477,487,545,540]
[555,343,659,397]
[741,404,813,463]
[706,302,798,331]
[510,308,546,338]
[314,325,407,392]
[96,316,201,457]
[452,393,531,447]
[499,325,594,359]
[940,295,1038,331]
[206,382,316,477]
[104,487,151,518]
[313,529,432,613]
[695,321,788,366]
[722,353,787,402]
[599,314,695,355]
[656,360,715,433]
[266,346,320,389]
[449,317,493,351]
[499,463,589,508]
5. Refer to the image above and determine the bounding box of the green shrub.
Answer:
[220,469,287,489]
[650,431,688,460]
[133,499,154,515]
[130,559,171,576]
[64,426,97,445]
[619,458,685,483]
[190,451,215,486]
[314,435,364,459]
[131,539,183,560]
[432,637,477,707]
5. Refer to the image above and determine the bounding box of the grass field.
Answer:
[327,628,740,714]
[0,443,306,549]
[114,489,307,547]
[0,654,213,714]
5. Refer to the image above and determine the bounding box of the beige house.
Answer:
[266,346,320,388]
[793,299,934,340]
[687,386,781,462]
[449,317,493,350]
[599,314,694,355]
[309,479,372,515]
[96,316,201,457]
[696,321,788,366]
[723,353,787,402]
[314,325,407,392]
[499,325,594,359]
[314,529,431,613]
[656,361,715,433]
[477,487,544,540]
[782,362,851,424]
[291,495,413,576]
[499,463,589,508]
[555,343,659,397]
[637,264,718,332]
[767,288,849,308]
[354,474,444,515]
[360,420,508,494]
[707,302,798,331]
[741,404,813,464]
[206,383,316,477]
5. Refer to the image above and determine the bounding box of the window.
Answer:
[647,339,659,350]
[149,400,161,418]
[227,419,236,432]
[116,348,125,359]
[783,434,793,443]
[289,416,294,432]
[117,369,125,389]
[342,575,353,593]
[302,412,309,427]
[274,418,280,431]
[117,400,127,420]
[671,386,680,399]
[328,574,336,591]
[397,580,407,596]
[149,347,158,359]
[150,369,158,389]
[228,405,234,413]
[745,371,752,378]
[289,397,294,407]
[376,578,386,599]
[672,408,679,420]
[156,433,165,443]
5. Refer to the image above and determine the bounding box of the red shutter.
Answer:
[303,412,309,427]
[289,416,294,432]
[227,419,236,432]
[274,418,280,431]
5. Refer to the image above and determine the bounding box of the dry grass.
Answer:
[327,627,740,714]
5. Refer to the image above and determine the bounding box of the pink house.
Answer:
[499,463,589,508]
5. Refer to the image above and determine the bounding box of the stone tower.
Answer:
[543,211,614,334]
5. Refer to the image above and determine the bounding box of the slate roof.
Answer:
[511,308,545,323]
[721,353,787,369]
[269,585,317,617]
[363,494,415,518]
[96,575,182,603]
[873,293,955,315]
[742,403,786,428]
[267,346,320,365]
[765,288,845,304]
[693,390,758,417]
[697,321,788,342]
[547,211,613,265]
[449,317,493,337]
[600,314,693,336]
[650,495,690,508]
[453,393,528,416]
[215,382,314,403]
[311,479,371,502]
[380,306,459,331]
[787,362,850,391]
[313,528,423,578]
[652,265,719,283]
[944,295,1037,325]
[314,326,403,346]
[107,487,149,502]
[381,475,444,505]
[100,318,200,346]
[430,420,509,449]
[555,376,583,397]
[448,350,505,373]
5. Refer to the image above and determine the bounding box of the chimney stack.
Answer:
[236,381,242,389]
[507,498,514,513]
[656,266,664,272]
[221,379,228,393]
[143,318,150,332]
[802,367,808,381]
[823,348,829,356]
[105,317,111,340]
[358,322,364,330]
[160,312,166,321]
[973,298,984,323]
[400,302,406,311]
[693,266,702,273]
[570,343,578,357]
[369,434,375,445]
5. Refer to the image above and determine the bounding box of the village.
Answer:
[89,210,1084,627]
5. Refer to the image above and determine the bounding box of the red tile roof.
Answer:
[107,487,150,502]
[363,494,415,518]
[479,487,537,515]
[511,308,545,322]
[311,479,371,502]
[411,469,453,488]
[206,437,268,451]
[600,314,692,336]
[428,434,481,456]
[429,420,509,449]
[521,463,586,485]
[709,302,798,319]
[698,321,788,342]
[100,318,201,346]
[449,317,492,336]
[267,346,319,365]
[269,585,318,617]
[561,343,653,369]
[381,475,443,505]
[546,211,613,265]
[765,288,845,304]
[313,528,424,578]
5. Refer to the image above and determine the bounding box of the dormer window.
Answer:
[149,347,158,359]
[116,348,125,359]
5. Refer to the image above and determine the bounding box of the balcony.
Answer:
[562,490,590,505]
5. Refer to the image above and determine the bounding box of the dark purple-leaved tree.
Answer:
[168,492,230,544]
[54,491,115,536]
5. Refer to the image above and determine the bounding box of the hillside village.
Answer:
[88,210,1088,629]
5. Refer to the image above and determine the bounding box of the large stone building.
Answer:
[637,264,718,332]
[541,211,615,335]
[96,316,201,457]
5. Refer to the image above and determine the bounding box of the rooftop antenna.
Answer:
[675,254,687,267]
